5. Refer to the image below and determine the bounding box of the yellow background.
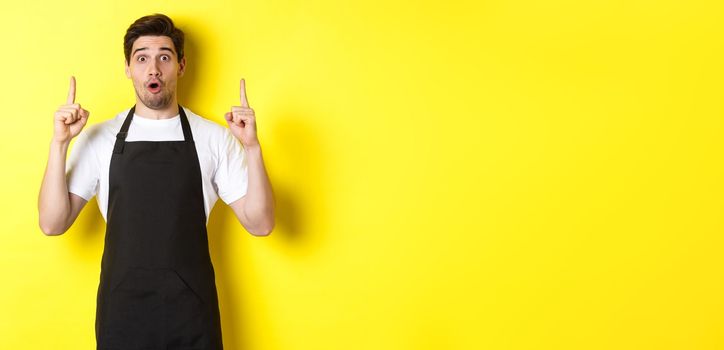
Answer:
[1,0,723,349]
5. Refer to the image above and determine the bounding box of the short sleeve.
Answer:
[66,129,100,201]
[214,129,249,204]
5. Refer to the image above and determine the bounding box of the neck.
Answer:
[134,96,180,120]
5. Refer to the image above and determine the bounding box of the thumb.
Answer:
[79,109,90,125]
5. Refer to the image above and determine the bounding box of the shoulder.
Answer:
[74,109,128,147]
[184,107,235,145]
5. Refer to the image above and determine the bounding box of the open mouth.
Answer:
[146,81,162,94]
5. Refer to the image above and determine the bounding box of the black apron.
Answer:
[95,105,224,349]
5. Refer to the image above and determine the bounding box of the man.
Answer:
[37,13,275,349]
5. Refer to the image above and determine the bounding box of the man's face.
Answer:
[125,35,186,110]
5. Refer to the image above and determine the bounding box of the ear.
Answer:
[125,59,131,78]
[178,56,186,77]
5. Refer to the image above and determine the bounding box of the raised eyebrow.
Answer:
[159,47,176,55]
[132,47,176,57]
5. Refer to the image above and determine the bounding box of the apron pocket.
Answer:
[164,269,210,347]
[103,267,165,348]
[167,268,206,305]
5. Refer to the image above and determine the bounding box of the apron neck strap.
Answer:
[178,106,194,142]
[113,104,193,154]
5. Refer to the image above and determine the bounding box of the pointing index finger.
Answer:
[240,78,249,108]
[67,76,76,104]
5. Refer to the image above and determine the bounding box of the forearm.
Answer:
[242,144,275,235]
[38,140,72,235]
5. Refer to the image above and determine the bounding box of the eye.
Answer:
[161,55,170,61]
[137,56,146,62]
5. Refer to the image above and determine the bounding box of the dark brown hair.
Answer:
[124,13,185,65]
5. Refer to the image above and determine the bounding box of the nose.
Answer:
[147,61,161,77]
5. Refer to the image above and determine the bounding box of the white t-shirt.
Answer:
[66,106,248,224]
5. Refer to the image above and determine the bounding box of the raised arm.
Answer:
[38,76,90,235]
[224,78,275,236]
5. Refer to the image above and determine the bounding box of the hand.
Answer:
[224,78,259,148]
[53,76,89,144]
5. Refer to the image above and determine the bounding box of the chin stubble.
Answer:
[135,85,173,110]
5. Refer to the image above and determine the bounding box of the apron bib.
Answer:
[95,105,223,349]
